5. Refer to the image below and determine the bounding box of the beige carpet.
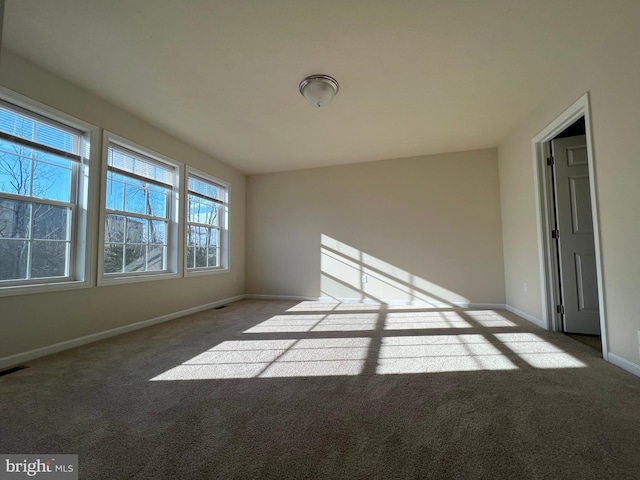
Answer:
[1,299,640,479]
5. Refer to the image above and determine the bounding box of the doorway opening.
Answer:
[532,93,608,359]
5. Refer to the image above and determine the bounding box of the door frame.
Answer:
[531,92,608,359]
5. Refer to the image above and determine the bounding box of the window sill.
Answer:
[185,267,229,278]
[0,279,92,298]
[98,271,180,287]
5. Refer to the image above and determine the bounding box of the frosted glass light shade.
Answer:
[299,75,339,108]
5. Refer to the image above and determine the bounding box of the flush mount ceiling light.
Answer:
[299,74,339,108]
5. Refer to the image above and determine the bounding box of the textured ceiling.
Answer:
[2,1,630,174]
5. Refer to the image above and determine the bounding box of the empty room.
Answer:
[1,1,640,479]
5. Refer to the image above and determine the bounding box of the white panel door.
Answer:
[552,135,600,335]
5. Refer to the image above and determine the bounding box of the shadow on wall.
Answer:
[320,234,469,306]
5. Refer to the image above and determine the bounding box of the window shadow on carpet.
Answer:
[150,301,588,381]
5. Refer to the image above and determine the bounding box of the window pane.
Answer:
[32,161,72,202]
[106,175,125,211]
[108,171,126,184]
[124,182,145,214]
[187,195,206,223]
[187,195,199,223]
[188,195,218,225]
[186,246,195,268]
[33,204,69,240]
[0,138,32,157]
[147,245,165,271]
[207,247,218,267]
[0,150,32,196]
[31,241,67,278]
[210,203,220,227]
[104,243,123,273]
[195,247,207,268]
[125,217,145,243]
[0,199,31,239]
[0,239,28,280]
[124,244,146,272]
[187,225,208,247]
[33,150,72,168]
[105,214,125,242]
[147,186,167,218]
[148,220,166,244]
[209,228,219,247]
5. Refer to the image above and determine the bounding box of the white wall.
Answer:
[0,50,246,360]
[247,149,505,306]
[498,6,640,366]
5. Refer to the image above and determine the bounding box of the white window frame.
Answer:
[185,166,229,276]
[0,87,99,297]
[98,132,182,286]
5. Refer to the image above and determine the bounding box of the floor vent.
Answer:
[0,366,28,377]
[214,305,228,310]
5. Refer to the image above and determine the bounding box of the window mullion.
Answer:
[121,242,126,273]
[108,166,172,189]
[122,176,128,215]
[28,148,35,198]
[70,157,80,205]
[105,209,167,223]
[0,191,73,209]
[26,202,34,280]
[187,220,220,229]
[188,190,224,204]
[68,204,76,278]
[0,132,82,162]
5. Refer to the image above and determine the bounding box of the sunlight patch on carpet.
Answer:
[384,312,473,330]
[150,338,371,380]
[286,301,381,312]
[244,313,379,333]
[151,306,586,381]
[494,333,587,369]
[376,334,518,374]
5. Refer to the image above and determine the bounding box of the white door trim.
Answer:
[531,92,608,360]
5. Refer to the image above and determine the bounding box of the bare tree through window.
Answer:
[0,105,76,282]
[186,174,225,270]
[103,143,173,275]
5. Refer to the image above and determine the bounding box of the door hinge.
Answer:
[546,156,554,166]
[551,229,560,239]
[556,305,565,315]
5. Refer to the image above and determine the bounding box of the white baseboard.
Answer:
[0,294,245,371]
[505,305,546,329]
[608,353,640,378]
